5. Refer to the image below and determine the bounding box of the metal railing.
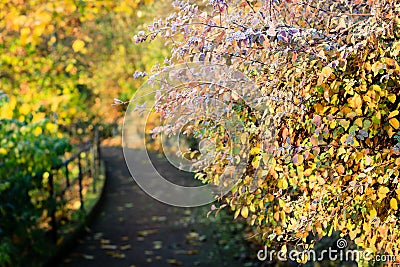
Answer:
[45,129,101,243]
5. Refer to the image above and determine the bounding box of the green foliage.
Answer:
[0,0,171,264]
[0,118,71,266]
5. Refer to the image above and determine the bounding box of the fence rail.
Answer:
[45,129,101,243]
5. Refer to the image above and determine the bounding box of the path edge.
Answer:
[44,159,108,267]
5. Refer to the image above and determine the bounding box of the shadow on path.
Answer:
[59,147,258,267]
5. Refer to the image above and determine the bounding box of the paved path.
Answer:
[59,147,259,267]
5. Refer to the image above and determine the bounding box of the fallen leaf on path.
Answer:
[185,232,207,244]
[185,249,199,255]
[167,259,183,266]
[137,229,158,237]
[151,216,167,222]
[199,235,206,242]
[101,244,117,249]
[93,232,104,240]
[120,244,131,250]
[153,241,162,249]
[106,251,126,258]
[186,232,199,240]
[82,254,94,260]
[125,203,134,208]
[174,249,199,255]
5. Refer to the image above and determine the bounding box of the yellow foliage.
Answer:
[390,198,398,210]
[241,206,249,218]
[72,39,85,53]
[389,118,399,129]
[32,127,42,136]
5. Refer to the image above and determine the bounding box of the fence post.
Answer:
[48,172,57,243]
[95,126,100,164]
[77,155,84,212]
[65,163,69,187]
[91,145,96,194]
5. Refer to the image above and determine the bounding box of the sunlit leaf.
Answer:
[390,198,398,210]
[72,39,85,53]
[241,206,249,218]
[389,118,399,129]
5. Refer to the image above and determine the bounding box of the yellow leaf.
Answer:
[278,178,288,190]
[240,133,247,145]
[390,198,398,210]
[66,63,74,72]
[388,110,399,119]
[369,208,377,218]
[314,103,324,114]
[45,123,58,134]
[385,57,396,67]
[33,127,42,136]
[0,148,7,155]
[378,186,389,200]
[371,84,381,91]
[241,206,249,218]
[349,229,358,240]
[371,62,384,76]
[389,118,399,129]
[354,118,363,127]
[350,94,362,109]
[32,112,46,123]
[252,156,261,168]
[304,168,312,176]
[293,154,304,166]
[321,66,333,78]
[281,244,287,254]
[249,204,256,213]
[234,208,240,219]
[250,147,261,155]
[72,39,85,52]
[388,94,396,103]
[20,103,30,116]
[20,27,31,45]
[337,164,345,174]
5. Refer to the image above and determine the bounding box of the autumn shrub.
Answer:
[136,0,400,262]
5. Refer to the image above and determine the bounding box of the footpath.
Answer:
[59,147,259,267]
